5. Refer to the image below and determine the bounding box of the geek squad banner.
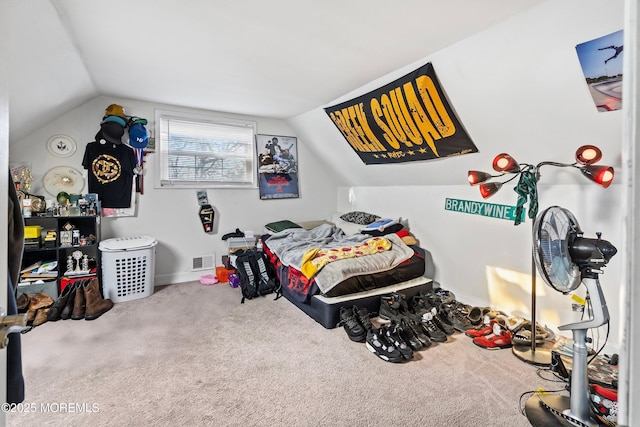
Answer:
[324,63,478,164]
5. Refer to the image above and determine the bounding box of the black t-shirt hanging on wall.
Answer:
[82,141,137,208]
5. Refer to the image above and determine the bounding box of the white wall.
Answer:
[290,0,625,188]
[10,96,346,285]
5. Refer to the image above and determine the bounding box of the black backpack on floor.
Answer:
[234,248,281,303]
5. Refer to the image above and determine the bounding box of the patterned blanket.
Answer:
[265,224,414,295]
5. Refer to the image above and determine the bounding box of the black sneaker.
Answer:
[401,318,432,348]
[411,295,455,335]
[383,324,414,360]
[396,320,424,351]
[381,292,420,322]
[365,327,404,363]
[355,306,374,332]
[431,310,456,335]
[442,302,473,333]
[337,306,366,342]
[379,295,405,323]
[417,310,448,343]
[422,288,456,306]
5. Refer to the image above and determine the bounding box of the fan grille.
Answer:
[534,206,582,293]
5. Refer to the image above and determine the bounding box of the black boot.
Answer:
[60,283,77,320]
[46,284,75,322]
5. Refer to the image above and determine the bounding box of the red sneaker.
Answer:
[472,325,512,349]
[465,320,496,338]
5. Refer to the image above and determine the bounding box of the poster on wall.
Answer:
[256,134,299,199]
[324,62,478,165]
[575,29,623,112]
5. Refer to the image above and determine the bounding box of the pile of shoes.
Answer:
[338,288,469,363]
[46,278,114,322]
[464,312,554,349]
[416,287,492,336]
[337,304,410,363]
[17,278,114,332]
[16,292,54,328]
[378,292,450,348]
[467,320,514,349]
[338,285,557,359]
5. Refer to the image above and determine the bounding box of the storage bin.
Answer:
[24,225,43,239]
[17,280,58,300]
[215,266,234,283]
[99,236,157,303]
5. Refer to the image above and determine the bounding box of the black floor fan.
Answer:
[525,206,617,427]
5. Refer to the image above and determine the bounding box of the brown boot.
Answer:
[71,280,87,320]
[83,278,113,320]
[33,308,51,327]
[16,293,30,312]
[26,292,54,325]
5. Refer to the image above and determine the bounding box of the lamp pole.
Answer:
[512,164,550,366]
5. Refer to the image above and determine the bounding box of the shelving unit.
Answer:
[20,215,101,296]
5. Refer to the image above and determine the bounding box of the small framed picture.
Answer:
[60,230,73,247]
[256,134,299,200]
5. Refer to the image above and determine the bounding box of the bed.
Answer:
[261,215,435,329]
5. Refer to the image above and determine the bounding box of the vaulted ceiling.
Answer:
[7,0,544,141]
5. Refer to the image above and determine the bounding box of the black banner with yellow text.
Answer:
[324,63,477,164]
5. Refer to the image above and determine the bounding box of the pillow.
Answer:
[265,220,302,233]
[296,219,333,230]
[339,211,380,225]
[329,213,366,236]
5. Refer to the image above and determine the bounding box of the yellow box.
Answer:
[24,225,42,239]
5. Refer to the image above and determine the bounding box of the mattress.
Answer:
[261,224,437,329]
[281,276,433,329]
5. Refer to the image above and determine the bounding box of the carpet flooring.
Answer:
[7,281,563,426]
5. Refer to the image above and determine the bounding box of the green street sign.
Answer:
[444,198,524,222]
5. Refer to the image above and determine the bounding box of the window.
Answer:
[156,110,257,188]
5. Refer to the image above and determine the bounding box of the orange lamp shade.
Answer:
[492,153,520,173]
[581,165,614,188]
[479,182,503,199]
[468,170,493,186]
[575,145,603,165]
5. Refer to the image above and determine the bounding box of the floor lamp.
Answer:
[467,145,614,366]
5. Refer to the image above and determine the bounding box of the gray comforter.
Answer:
[265,223,414,294]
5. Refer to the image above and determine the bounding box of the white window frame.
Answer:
[155,109,257,189]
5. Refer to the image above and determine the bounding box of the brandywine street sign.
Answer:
[444,198,524,222]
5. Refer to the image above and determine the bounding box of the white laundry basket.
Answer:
[99,236,157,303]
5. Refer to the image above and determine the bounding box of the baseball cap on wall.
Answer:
[128,123,148,149]
[105,104,126,118]
[96,121,125,145]
[102,115,128,127]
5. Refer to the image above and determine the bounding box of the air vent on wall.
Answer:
[192,254,214,271]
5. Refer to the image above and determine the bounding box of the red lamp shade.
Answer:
[575,145,603,165]
[468,170,493,186]
[479,182,503,199]
[492,153,520,173]
[580,165,614,188]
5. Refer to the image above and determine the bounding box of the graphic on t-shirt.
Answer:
[92,154,122,184]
